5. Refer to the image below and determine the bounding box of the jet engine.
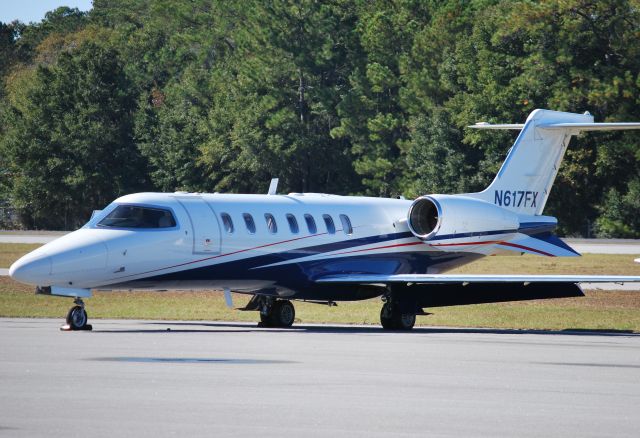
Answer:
[407,195,519,241]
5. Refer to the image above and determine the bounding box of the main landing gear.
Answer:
[60,298,92,331]
[237,295,297,328]
[260,299,296,328]
[380,296,417,331]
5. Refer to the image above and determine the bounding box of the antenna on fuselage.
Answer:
[268,178,279,195]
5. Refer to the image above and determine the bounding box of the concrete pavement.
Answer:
[1,318,639,437]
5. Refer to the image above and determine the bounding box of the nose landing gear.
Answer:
[61,298,92,331]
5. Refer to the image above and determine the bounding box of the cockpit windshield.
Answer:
[97,205,176,229]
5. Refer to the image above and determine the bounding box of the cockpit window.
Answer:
[98,205,176,229]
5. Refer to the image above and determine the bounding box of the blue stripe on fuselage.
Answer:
[118,227,520,287]
[124,249,478,299]
[430,228,517,241]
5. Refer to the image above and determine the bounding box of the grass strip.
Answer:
[2,277,640,332]
[1,244,639,331]
[0,243,41,268]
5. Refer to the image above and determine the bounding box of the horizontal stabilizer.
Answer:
[469,123,525,130]
[465,109,640,216]
[316,274,640,284]
[538,122,640,131]
[469,121,640,132]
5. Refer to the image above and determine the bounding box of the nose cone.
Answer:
[9,254,52,285]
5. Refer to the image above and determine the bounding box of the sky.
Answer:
[0,0,93,24]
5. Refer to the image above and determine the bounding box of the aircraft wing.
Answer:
[316,274,640,309]
[316,274,640,284]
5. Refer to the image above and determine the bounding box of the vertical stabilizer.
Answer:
[466,109,640,215]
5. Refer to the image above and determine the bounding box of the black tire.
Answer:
[66,306,87,330]
[380,302,416,331]
[269,300,295,328]
[394,312,416,331]
[380,302,396,330]
[260,312,272,326]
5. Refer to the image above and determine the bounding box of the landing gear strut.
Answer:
[380,301,416,331]
[259,298,295,328]
[61,298,92,331]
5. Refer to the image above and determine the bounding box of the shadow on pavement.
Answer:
[112,321,640,337]
[88,356,295,364]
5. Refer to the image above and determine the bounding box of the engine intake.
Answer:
[407,196,441,239]
[407,194,520,243]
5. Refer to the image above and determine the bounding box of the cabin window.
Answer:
[221,213,234,233]
[243,213,256,234]
[265,213,278,234]
[286,214,299,234]
[98,205,176,229]
[323,214,335,234]
[339,214,353,235]
[304,214,317,234]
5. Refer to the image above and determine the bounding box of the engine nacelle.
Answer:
[407,195,519,241]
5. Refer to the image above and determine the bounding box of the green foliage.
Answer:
[0,0,639,234]
[403,109,473,197]
[135,67,212,191]
[0,42,148,228]
[200,0,361,194]
[595,178,640,238]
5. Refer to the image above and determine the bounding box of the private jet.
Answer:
[9,109,640,330]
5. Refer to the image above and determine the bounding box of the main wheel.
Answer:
[380,302,416,331]
[380,302,396,330]
[269,300,295,327]
[259,311,273,327]
[66,305,87,330]
[395,312,416,331]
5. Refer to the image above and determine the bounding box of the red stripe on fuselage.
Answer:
[331,241,424,256]
[431,240,555,257]
[430,240,501,247]
[107,233,555,284]
[497,241,555,257]
[108,231,329,281]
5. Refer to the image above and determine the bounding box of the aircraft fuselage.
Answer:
[10,192,479,300]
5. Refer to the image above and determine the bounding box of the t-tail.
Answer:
[406,109,640,258]
[465,109,640,256]
[466,109,640,215]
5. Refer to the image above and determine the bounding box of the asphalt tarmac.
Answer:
[1,318,639,437]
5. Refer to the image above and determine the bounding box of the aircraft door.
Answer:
[175,197,221,254]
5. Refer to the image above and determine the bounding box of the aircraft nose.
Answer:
[9,254,52,285]
[50,242,107,277]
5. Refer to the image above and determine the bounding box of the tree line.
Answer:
[0,0,639,236]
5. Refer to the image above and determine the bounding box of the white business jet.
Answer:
[9,109,640,330]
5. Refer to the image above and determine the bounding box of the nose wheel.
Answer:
[61,298,92,331]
